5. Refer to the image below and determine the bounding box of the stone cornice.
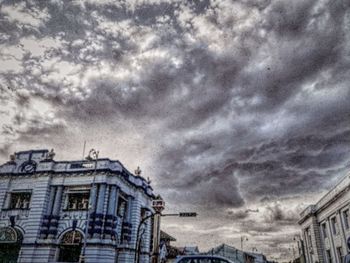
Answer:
[0,149,154,198]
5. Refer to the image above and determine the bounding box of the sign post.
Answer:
[179,212,197,217]
[151,196,165,263]
[134,210,197,263]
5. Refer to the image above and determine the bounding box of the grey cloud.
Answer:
[239,220,281,234]
[263,203,299,224]
[227,210,249,220]
[0,143,11,158]
[1,0,350,260]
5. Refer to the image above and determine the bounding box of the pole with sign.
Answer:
[151,196,165,263]
[179,212,197,217]
[134,203,197,263]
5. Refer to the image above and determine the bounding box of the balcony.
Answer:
[0,208,30,219]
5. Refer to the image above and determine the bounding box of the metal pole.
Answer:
[79,149,99,263]
[151,212,161,263]
[134,213,155,263]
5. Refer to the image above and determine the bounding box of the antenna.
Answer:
[82,141,86,160]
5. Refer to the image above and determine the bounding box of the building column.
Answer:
[337,210,348,252]
[113,188,120,240]
[46,186,56,215]
[40,186,56,238]
[108,186,117,215]
[327,218,337,263]
[4,192,11,209]
[130,196,141,247]
[48,186,63,238]
[90,184,98,213]
[87,184,97,237]
[126,195,133,222]
[104,185,117,239]
[52,186,63,216]
[95,184,106,238]
[121,196,134,244]
[311,216,324,263]
[303,229,312,263]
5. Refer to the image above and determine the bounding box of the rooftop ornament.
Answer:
[9,153,16,163]
[46,149,56,160]
[85,149,99,162]
[135,166,142,176]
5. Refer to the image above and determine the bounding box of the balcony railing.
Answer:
[0,208,30,219]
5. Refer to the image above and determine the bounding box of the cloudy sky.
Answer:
[1,0,350,261]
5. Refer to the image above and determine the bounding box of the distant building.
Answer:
[159,230,177,262]
[179,246,200,255]
[0,149,156,263]
[247,252,267,263]
[160,230,177,246]
[206,243,266,263]
[298,173,350,263]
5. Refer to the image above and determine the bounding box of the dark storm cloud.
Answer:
[1,0,350,260]
[240,220,281,234]
[263,203,299,224]
[2,0,347,208]
[226,210,249,220]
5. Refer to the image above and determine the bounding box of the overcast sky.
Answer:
[1,0,350,261]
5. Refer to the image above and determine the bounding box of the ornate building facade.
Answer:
[299,173,350,263]
[0,149,155,263]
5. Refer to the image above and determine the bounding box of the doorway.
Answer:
[0,227,23,263]
[58,230,83,262]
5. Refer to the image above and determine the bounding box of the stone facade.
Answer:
[0,149,155,263]
[299,173,350,263]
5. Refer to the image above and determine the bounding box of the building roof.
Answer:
[0,149,155,197]
[299,173,350,224]
[160,230,176,242]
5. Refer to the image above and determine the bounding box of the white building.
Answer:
[299,173,350,263]
[0,149,156,263]
[206,243,267,263]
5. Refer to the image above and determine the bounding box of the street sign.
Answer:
[152,197,165,213]
[179,212,197,217]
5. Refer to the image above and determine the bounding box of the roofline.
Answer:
[0,150,155,198]
[16,149,49,154]
[299,172,350,224]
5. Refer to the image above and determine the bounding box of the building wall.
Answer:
[299,174,350,263]
[0,149,156,263]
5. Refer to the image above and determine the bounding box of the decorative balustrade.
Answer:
[0,209,30,219]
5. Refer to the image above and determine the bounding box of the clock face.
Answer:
[20,161,36,173]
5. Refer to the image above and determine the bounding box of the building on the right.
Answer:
[298,173,350,263]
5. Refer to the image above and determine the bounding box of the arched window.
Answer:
[0,227,23,263]
[58,230,83,262]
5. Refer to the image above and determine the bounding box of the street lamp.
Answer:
[79,149,99,263]
[134,207,197,263]
[151,196,165,263]
[133,196,165,263]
